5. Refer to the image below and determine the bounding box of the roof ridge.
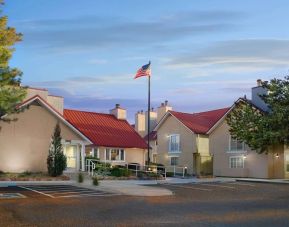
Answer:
[170,107,230,116]
[64,108,115,117]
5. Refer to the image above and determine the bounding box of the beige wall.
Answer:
[210,120,287,179]
[0,104,84,172]
[156,114,196,174]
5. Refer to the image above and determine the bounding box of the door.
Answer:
[64,145,77,168]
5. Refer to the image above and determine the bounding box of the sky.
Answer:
[4,0,289,122]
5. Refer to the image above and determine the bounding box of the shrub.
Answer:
[78,173,84,183]
[92,177,99,186]
[47,123,67,177]
[111,167,131,177]
[18,171,32,177]
[0,170,4,175]
[166,172,174,177]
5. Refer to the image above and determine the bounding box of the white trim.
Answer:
[228,135,246,153]
[229,156,244,168]
[168,134,181,153]
[206,105,235,134]
[18,96,93,144]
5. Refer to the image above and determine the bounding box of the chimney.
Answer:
[135,110,146,137]
[251,79,269,111]
[145,108,157,134]
[110,104,126,120]
[157,100,172,123]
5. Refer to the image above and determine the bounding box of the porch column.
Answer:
[81,143,86,171]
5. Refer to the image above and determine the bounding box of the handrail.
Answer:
[85,159,97,176]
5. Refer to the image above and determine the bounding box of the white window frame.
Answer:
[228,135,245,153]
[170,156,179,166]
[229,156,244,168]
[105,148,125,162]
[169,134,181,153]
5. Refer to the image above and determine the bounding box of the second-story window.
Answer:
[229,136,245,152]
[169,134,180,152]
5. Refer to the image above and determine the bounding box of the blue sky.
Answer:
[4,0,289,122]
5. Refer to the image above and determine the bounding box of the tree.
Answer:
[0,0,26,118]
[47,123,67,177]
[226,76,289,153]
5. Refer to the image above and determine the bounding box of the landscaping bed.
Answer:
[0,172,70,181]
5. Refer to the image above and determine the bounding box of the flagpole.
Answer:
[147,72,151,165]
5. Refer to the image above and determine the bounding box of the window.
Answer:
[105,149,125,161]
[170,157,178,166]
[229,156,244,168]
[169,134,180,152]
[229,136,245,152]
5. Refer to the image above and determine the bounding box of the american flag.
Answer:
[134,62,151,79]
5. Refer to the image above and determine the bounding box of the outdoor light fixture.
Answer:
[243,155,247,159]
[276,153,279,158]
[148,167,151,171]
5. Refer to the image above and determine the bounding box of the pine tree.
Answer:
[0,0,26,118]
[47,123,67,177]
[227,76,289,153]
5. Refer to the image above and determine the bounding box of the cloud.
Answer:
[166,39,289,72]
[15,10,244,53]
[28,74,137,95]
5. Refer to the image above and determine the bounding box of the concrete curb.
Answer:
[0,181,74,187]
[236,178,289,184]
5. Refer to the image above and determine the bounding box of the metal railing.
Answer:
[126,163,167,179]
[165,165,187,178]
[85,159,96,176]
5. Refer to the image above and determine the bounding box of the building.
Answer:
[154,108,229,175]
[209,80,289,179]
[0,87,147,173]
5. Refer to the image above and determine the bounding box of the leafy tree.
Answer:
[47,123,67,177]
[0,0,26,118]
[227,76,289,153]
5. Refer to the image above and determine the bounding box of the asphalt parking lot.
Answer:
[0,182,289,226]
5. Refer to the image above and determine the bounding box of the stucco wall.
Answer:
[0,104,84,172]
[210,120,271,178]
[156,115,196,174]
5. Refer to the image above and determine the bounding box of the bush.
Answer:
[78,173,84,183]
[0,170,4,175]
[92,177,99,186]
[166,172,174,177]
[18,171,32,177]
[47,123,67,177]
[110,167,131,177]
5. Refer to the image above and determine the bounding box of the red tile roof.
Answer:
[64,109,148,149]
[169,107,230,134]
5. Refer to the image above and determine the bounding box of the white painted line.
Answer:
[50,191,101,195]
[228,182,256,187]
[30,189,95,193]
[57,193,120,198]
[200,183,235,189]
[166,184,212,191]
[18,186,55,198]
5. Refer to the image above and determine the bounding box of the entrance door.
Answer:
[64,145,77,168]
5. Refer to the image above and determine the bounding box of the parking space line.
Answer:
[58,193,120,198]
[28,189,94,193]
[199,183,235,189]
[50,190,99,195]
[18,186,55,198]
[165,184,212,191]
